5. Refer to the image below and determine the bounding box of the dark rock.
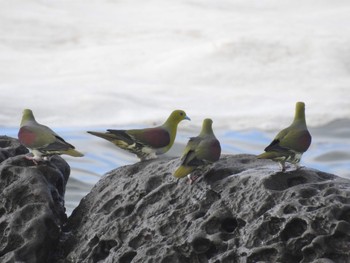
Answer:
[1,135,350,262]
[61,155,350,263]
[0,136,70,263]
[0,136,28,162]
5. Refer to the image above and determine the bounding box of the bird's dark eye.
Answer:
[180,112,183,116]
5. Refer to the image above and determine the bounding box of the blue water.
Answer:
[1,120,349,214]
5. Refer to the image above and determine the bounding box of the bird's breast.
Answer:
[18,127,36,147]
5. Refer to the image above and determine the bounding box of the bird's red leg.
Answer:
[24,155,39,165]
[187,174,200,185]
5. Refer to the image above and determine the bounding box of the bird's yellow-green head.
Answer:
[165,110,190,125]
[294,101,306,122]
[199,118,214,136]
[21,109,36,126]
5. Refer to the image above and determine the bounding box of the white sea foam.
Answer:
[0,0,349,130]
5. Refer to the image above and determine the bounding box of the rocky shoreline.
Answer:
[0,136,349,263]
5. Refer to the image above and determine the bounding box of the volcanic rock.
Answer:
[0,136,70,263]
[61,155,350,263]
[0,136,28,162]
[1,135,349,263]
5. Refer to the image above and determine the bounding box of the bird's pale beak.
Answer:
[185,116,191,121]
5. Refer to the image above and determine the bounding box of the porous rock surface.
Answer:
[1,135,349,263]
[62,155,350,263]
[0,136,70,263]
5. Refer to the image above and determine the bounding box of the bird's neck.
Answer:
[199,126,214,137]
[21,116,36,127]
[293,108,306,126]
[163,120,180,142]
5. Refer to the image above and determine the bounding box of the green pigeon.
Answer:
[173,118,221,183]
[18,109,84,164]
[257,101,312,171]
[87,110,190,161]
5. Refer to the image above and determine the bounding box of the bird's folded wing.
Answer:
[125,127,170,148]
[39,135,76,151]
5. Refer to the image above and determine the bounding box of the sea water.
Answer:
[0,0,349,214]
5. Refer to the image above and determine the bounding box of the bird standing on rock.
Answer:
[257,101,312,171]
[173,118,221,183]
[88,110,190,161]
[18,109,84,164]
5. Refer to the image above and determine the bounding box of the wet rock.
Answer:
[0,136,70,263]
[62,155,350,263]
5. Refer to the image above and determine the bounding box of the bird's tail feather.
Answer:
[65,149,84,157]
[257,152,281,159]
[173,165,194,178]
[87,131,118,142]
